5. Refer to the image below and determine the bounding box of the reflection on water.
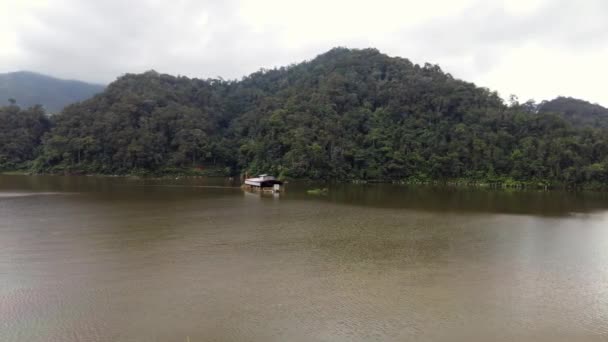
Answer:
[1,175,608,341]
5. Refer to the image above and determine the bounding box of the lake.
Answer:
[1,175,608,341]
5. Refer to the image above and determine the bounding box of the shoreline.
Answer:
[2,169,606,191]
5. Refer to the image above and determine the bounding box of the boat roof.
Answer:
[245,174,278,183]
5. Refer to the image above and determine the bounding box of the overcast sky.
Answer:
[1,0,607,106]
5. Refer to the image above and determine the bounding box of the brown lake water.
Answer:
[1,175,608,341]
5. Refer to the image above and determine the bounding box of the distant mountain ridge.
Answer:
[0,71,105,113]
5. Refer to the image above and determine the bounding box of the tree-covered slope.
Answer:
[229,48,507,179]
[0,104,50,169]
[4,48,608,186]
[538,97,608,128]
[37,71,234,174]
[0,71,105,113]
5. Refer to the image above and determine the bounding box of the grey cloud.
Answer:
[389,0,608,77]
[13,0,290,83]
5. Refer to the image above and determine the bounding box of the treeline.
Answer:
[2,48,608,186]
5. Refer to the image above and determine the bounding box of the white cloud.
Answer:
[238,0,478,46]
[478,43,608,106]
[0,0,607,106]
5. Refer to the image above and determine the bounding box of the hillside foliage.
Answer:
[2,48,608,186]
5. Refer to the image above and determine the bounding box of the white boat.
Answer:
[243,175,284,194]
[244,174,282,187]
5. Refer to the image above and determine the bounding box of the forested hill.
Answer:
[538,97,608,128]
[0,71,105,113]
[2,48,608,186]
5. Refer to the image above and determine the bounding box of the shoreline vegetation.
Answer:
[2,48,608,190]
[2,167,607,191]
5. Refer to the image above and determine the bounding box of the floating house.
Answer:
[243,174,283,192]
